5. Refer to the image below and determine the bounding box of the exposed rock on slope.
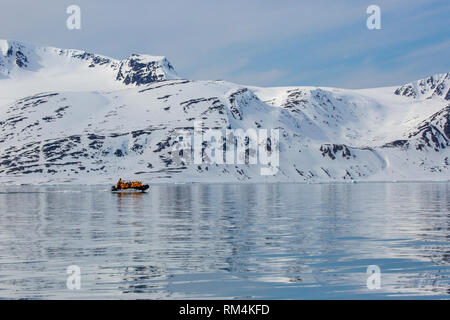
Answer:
[0,40,449,183]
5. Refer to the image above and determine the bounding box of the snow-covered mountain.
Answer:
[0,39,178,101]
[0,40,449,184]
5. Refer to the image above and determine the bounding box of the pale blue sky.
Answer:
[1,0,449,88]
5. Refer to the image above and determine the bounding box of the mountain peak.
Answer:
[394,72,450,100]
[0,39,179,85]
[116,53,178,86]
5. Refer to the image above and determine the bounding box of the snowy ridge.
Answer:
[0,39,178,85]
[0,40,449,184]
[394,72,450,100]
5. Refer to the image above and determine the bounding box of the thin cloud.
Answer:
[0,0,448,88]
[230,69,288,87]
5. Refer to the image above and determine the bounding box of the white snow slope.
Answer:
[0,40,449,184]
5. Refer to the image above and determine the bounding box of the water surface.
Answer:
[0,183,449,299]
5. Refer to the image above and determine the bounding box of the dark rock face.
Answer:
[382,106,450,152]
[320,144,353,160]
[0,42,30,74]
[180,97,222,114]
[116,54,176,86]
[445,89,450,101]
[281,89,309,114]
[443,113,450,138]
[15,50,28,68]
[228,88,261,120]
[394,85,416,98]
[382,140,408,148]
[68,51,113,67]
[411,125,448,151]
[395,73,449,99]
[386,105,450,152]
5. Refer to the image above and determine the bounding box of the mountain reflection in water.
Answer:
[0,183,448,299]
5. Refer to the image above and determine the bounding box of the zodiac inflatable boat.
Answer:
[111,179,149,192]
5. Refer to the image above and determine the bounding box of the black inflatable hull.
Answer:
[111,184,149,192]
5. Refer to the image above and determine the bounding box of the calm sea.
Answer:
[0,182,449,299]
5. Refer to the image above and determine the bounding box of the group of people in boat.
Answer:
[115,178,143,189]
